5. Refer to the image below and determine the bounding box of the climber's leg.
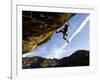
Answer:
[65,33,68,36]
[63,33,66,40]
[63,33,69,43]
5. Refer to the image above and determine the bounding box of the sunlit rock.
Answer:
[22,11,75,54]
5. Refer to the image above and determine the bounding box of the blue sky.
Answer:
[23,13,89,59]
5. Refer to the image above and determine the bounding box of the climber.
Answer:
[56,22,69,43]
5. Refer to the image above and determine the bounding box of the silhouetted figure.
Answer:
[56,23,69,43]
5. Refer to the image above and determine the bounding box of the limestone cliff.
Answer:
[22,11,75,54]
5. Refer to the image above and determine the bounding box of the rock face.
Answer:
[22,11,75,54]
[22,50,89,69]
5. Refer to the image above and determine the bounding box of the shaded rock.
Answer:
[22,50,89,69]
[59,50,89,67]
[22,56,45,68]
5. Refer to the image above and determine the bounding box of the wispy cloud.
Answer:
[53,16,89,58]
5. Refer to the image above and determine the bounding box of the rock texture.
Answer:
[22,11,75,54]
[22,50,89,69]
